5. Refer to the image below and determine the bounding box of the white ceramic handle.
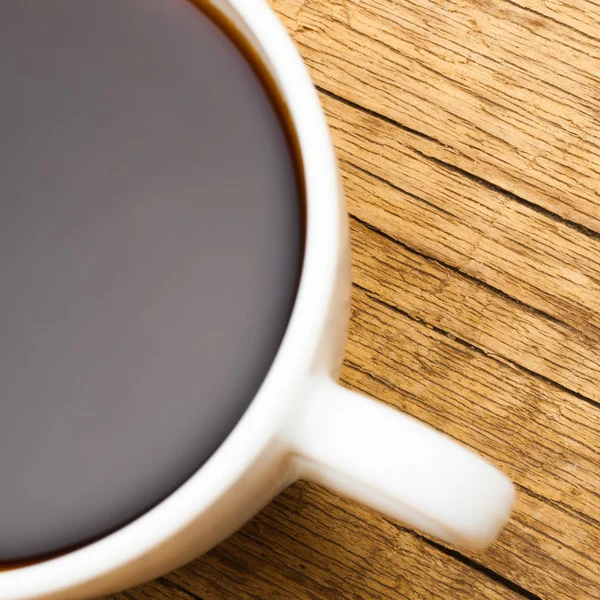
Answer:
[288,379,515,550]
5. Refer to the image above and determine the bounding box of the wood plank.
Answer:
[343,285,600,598]
[347,183,600,402]
[320,92,600,340]
[270,0,600,232]
[110,483,528,600]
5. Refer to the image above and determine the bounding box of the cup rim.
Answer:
[0,0,341,596]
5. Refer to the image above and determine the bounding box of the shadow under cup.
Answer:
[0,0,306,568]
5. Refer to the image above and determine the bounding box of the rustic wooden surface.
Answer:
[109,0,600,598]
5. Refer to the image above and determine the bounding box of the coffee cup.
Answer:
[0,1,515,598]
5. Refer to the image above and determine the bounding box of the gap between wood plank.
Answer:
[517,482,600,531]
[345,170,599,342]
[269,481,536,600]
[352,279,600,411]
[349,214,600,404]
[343,151,600,341]
[157,576,206,600]
[280,473,542,600]
[389,524,543,600]
[317,86,600,242]
[352,277,600,410]
[344,354,600,522]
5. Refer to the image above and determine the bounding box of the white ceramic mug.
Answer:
[0,1,516,598]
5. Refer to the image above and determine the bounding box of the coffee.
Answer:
[0,0,303,562]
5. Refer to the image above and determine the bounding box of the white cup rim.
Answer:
[0,1,341,596]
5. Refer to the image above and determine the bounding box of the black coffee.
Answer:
[0,0,302,562]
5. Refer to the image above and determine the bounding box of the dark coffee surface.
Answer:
[0,0,302,561]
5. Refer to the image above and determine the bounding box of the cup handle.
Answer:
[286,378,515,550]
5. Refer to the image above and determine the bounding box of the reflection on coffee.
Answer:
[0,0,303,562]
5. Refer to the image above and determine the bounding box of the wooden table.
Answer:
[112,0,600,598]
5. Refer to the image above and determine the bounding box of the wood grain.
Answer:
[272,0,600,231]
[348,206,600,402]
[109,483,530,600]
[343,284,600,598]
[321,91,600,341]
[110,0,600,598]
